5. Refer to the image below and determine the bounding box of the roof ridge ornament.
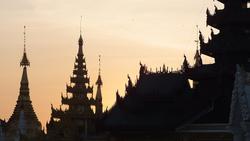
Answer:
[80,16,82,35]
[78,17,83,47]
[24,26,26,52]
[194,25,199,51]
[20,26,30,67]
[98,55,101,75]
[96,55,103,86]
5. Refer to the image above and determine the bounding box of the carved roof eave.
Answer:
[187,64,218,81]
[61,97,96,105]
[75,57,84,63]
[207,9,250,29]
[200,41,214,57]
[52,110,95,119]
[51,110,66,119]
[70,76,90,84]
[66,85,93,94]
[73,69,87,76]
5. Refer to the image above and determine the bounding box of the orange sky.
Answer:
[0,0,222,128]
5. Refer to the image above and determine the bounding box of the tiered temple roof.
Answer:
[102,63,216,132]
[47,31,103,141]
[50,34,95,119]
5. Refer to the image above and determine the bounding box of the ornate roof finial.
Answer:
[24,26,26,51]
[20,26,30,67]
[80,16,82,35]
[116,90,121,103]
[193,25,203,68]
[78,16,83,47]
[182,54,190,73]
[195,25,199,51]
[98,55,101,75]
[96,55,103,86]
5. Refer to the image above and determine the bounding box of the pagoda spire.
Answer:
[7,26,41,139]
[96,55,103,87]
[78,16,83,56]
[47,22,98,140]
[95,55,103,117]
[19,26,30,101]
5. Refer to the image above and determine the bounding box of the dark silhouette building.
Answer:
[3,26,43,141]
[46,32,104,141]
[101,0,250,141]
[95,55,103,118]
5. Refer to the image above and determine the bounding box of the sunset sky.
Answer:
[0,0,221,128]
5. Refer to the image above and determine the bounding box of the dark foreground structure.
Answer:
[101,0,250,141]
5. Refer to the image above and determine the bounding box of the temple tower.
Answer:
[46,29,102,141]
[5,26,42,141]
[95,55,103,118]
